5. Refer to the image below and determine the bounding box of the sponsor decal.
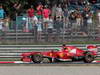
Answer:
[59,53,64,58]
[69,49,76,54]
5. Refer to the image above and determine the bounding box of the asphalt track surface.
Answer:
[0,61,100,75]
[0,62,100,75]
[0,66,100,75]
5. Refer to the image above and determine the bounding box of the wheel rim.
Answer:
[85,54,94,63]
[32,54,43,63]
[86,55,93,61]
[35,55,42,62]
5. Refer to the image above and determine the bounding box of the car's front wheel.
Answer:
[31,54,43,63]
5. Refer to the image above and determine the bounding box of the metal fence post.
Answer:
[15,16,18,44]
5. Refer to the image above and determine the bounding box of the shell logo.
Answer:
[59,53,64,58]
[49,53,53,56]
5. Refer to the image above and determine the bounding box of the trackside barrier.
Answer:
[0,44,99,58]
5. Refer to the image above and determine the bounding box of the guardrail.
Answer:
[0,44,99,58]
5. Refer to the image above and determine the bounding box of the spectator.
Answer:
[23,17,29,32]
[13,2,22,16]
[47,16,54,42]
[0,19,4,39]
[69,11,76,29]
[27,6,35,18]
[82,6,91,35]
[32,15,38,32]
[27,5,35,32]
[87,11,93,31]
[42,5,51,30]
[63,4,69,28]
[51,4,57,20]
[33,16,38,25]
[76,8,82,31]
[54,17,63,42]
[36,2,43,19]
[11,2,22,20]
[47,16,54,33]
[0,5,5,20]
[0,19,3,31]
[36,18,43,41]
[54,17,63,32]
[32,16,38,42]
[56,4,63,20]
[4,17,10,31]
[97,10,100,27]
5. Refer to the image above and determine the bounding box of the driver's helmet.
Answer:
[62,44,67,50]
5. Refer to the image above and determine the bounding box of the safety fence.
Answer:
[0,15,100,44]
[0,44,99,58]
[1,28,100,44]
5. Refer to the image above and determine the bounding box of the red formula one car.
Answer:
[21,45,98,63]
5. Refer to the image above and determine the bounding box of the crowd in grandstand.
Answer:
[0,0,100,40]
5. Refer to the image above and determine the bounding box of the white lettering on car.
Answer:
[69,49,76,54]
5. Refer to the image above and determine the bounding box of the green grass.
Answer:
[0,41,100,45]
[0,58,20,61]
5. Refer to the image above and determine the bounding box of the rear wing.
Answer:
[86,45,98,52]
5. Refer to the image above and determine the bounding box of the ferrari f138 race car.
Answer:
[21,45,98,63]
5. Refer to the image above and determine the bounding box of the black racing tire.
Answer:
[84,52,94,63]
[31,54,43,63]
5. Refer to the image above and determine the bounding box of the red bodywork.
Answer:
[21,45,98,62]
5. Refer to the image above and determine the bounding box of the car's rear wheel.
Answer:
[84,52,94,63]
[31,54,43,63]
